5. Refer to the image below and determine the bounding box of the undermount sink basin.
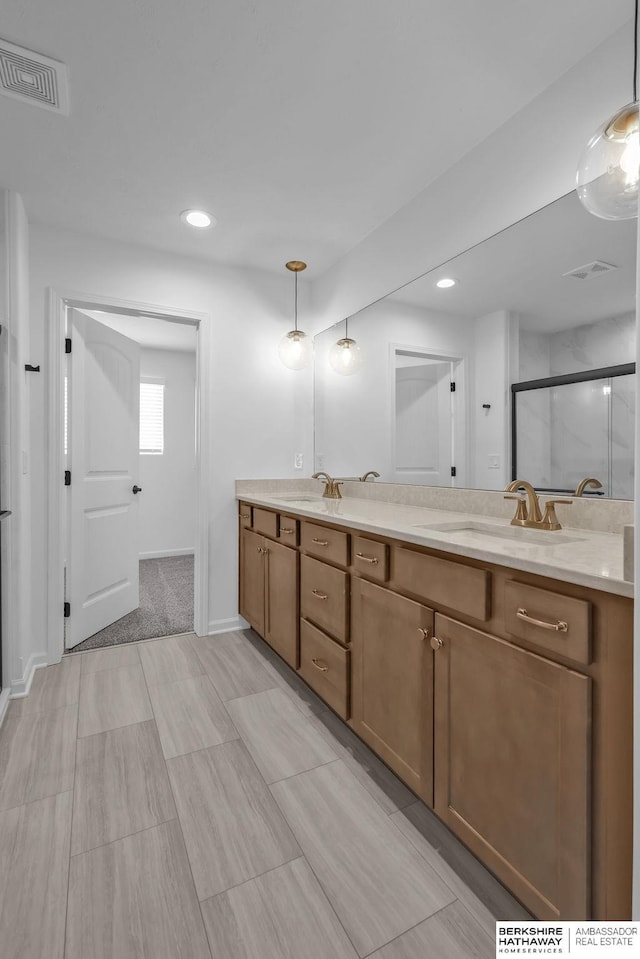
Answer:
[412,520,583,546]
[273,494,324,504]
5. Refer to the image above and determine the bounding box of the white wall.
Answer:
[0,192,38,702]
[28,225,314,641]
[138,348,197,558]
[472,311,517,490]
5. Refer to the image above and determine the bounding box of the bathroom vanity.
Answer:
[237,484,633,922]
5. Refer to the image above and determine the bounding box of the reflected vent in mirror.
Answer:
[0,38,69,114]
[562,260,618,281]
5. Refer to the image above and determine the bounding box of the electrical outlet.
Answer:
[294,452,303,470]
[488,454,500,469]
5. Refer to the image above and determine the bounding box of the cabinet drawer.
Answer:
[393,546,491,621]
[300,554,349,644]
[504,580,591,665]
[277,515,299,548]
[299,620,350,719]
[301,521,349,566]
[253,507,278,538]
[238,503,253,528]
[352,535,389,582]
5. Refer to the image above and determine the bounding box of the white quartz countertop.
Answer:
[238,490,633,598]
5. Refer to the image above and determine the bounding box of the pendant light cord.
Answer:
[294,272,298,332]
[345,316,349,339]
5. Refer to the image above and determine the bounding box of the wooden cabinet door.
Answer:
[351,578,434,804]
[433,613,591,920]
[265,538,299,668]
[239,527,266,635]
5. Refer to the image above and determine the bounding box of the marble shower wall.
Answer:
[516,313,635,497]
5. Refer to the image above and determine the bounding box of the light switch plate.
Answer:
[488,454,500,469]
[294,452,303,470]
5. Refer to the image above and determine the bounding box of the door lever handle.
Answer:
[132,485,143,494]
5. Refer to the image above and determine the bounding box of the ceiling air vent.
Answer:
[0,38,69,114]
[562,260,618,281]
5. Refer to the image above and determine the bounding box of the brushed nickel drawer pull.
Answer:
[311,658,329,672]
[430,636,443,651]
[312,589,328,600]
[240,513,250,519]
[417,627,430,640]
[311,538,329,547]
[356,552,378,565]
[280,527,295,535]
[257,546,269,555]
[516,608,568,632]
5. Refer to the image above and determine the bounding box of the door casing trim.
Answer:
[45,288,211,663]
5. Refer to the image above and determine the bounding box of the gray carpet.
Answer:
[74,555,194,651]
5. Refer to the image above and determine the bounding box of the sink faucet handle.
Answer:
[540,498,572,531]
[504,494,528,525]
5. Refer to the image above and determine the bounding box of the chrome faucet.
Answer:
[574,477,603,496]
[504,479,572,531]
[312,471,343,499]
[360,471,380,482]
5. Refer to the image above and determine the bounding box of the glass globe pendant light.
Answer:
[576,0,639,220]
[328,316,363,376]
[278,261,312,370]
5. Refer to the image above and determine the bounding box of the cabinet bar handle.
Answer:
[356,552,378,565]
[311,658,329,672]
[516,608,568,632]
[312,589,328,600]
[311,538,329,546]
[280,528,295,534]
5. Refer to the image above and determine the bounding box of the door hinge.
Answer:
[64,470,71,486]
[65,338,72,354]
[450,381,456,392]
[451,466,457,477]
[64,601,71,618]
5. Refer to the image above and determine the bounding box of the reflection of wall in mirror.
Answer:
[313,298,472,482]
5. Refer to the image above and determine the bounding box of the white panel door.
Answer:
[393,359,453,485]
[66,309,141,648]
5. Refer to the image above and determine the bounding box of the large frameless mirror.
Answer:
[313,190,637,498]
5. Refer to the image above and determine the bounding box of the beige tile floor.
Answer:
[0,628,529,959]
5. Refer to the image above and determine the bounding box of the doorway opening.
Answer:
[390,346,466,486]
[46,292,210,663]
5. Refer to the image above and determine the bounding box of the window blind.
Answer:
[140,382,164,454]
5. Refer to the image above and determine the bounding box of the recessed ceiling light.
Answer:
[436,277,457,289]
[180,209,216,229]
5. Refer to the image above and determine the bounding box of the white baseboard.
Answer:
[139,548,195,560]
[10,653,48,698]
[208,615,249,636]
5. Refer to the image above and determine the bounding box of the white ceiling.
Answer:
[386,191,637,332]
[0,1,633,277]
